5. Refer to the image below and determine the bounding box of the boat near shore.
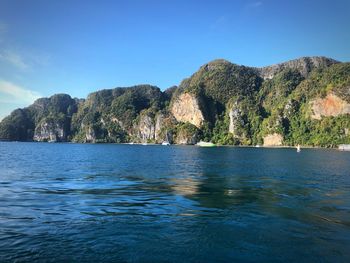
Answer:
[196,141,216,147]
[338,144,350,151]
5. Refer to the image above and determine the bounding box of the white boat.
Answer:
[128,142,134,145]
[339,144,350,151]
[162,132,171,146]
[296,144,301,152]
[141,134,147,145]
[196,141,216,147]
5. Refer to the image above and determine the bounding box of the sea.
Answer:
[0,142,349,262]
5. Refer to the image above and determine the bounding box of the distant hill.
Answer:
[1,56,349,147]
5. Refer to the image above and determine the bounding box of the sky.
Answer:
[0,0,349,119]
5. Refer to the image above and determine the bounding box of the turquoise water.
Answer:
[0,142,350,262]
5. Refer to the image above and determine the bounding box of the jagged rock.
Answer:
[134,112,177,143]
[283,99,299,119]
[263,133,283,146]
[111,117,124,128]
[171,93,204,128]
[229,100,245,137]
[34,121,65,142]
[155,113,164,141]
[311,93,350,120]
[154,113,177,143]
[137,112,156,142]
[175,130,198,145]
[257,56,338,80]
[85,127,96,143]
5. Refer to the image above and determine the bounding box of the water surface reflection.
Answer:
[0,143,349,262]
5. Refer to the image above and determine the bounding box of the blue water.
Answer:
[0,142,350,262]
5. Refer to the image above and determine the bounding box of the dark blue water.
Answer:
[0,142,350,262]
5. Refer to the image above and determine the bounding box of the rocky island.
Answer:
[1,56,349,147]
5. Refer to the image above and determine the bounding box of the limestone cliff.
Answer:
[171,93,204,128]
[85,126,96,143]
[175,129,198,145]
[136,112,156,142]
[311,93,350,120]
[33,121,66,142]
[228,100,245,138]
[257,56,338,80]
[155,113,164,141]
[263,133,283,146]
[134,112,178,143]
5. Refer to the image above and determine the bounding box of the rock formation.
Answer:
[137,112,156,142]
[257,56,338,79]
[33,121,65,142]
[229,100,245,138]
[171,93,204,128]
[311,93,350,120]
[263,133,283,146]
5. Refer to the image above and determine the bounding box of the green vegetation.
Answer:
[0,109,34,141]
[179,60,262,104]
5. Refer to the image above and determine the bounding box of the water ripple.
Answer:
[0,142,350,262]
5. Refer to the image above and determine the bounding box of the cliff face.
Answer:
[33,121,65,142]
[136,112,156,142]
[311,93,350,120]
[0,94,77,142]
[228,100,245,138]
[257,56,338,80]
[174,126,199,145]
[171,93,204,128]
[84,126,96,143]
[263,133,283,146]
[154,113,164,141]
[1,57,349,147]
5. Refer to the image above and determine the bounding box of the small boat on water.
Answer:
[162,132,171,146]
[141,134,148,145]
[339,144,350,151]
[297,144,301,152]
[196,141,216,147]
[128,142,134,145]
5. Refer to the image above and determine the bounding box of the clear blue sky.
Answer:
[0,0,349,119]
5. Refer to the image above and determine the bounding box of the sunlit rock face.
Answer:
[257,56,338,80]
[174,129,198,145]
[154,113,177,143]
[85,126,96,143]
[310,93,350,120]
[263,133,283,146]
[229,100,245,138]
[34,121,65,142]
[137,113,156,142]
[171,93,204,128]
[154,113,164,142]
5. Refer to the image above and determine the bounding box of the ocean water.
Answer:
[0,142,350,262]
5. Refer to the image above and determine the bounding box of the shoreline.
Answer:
[1,140,347,150]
